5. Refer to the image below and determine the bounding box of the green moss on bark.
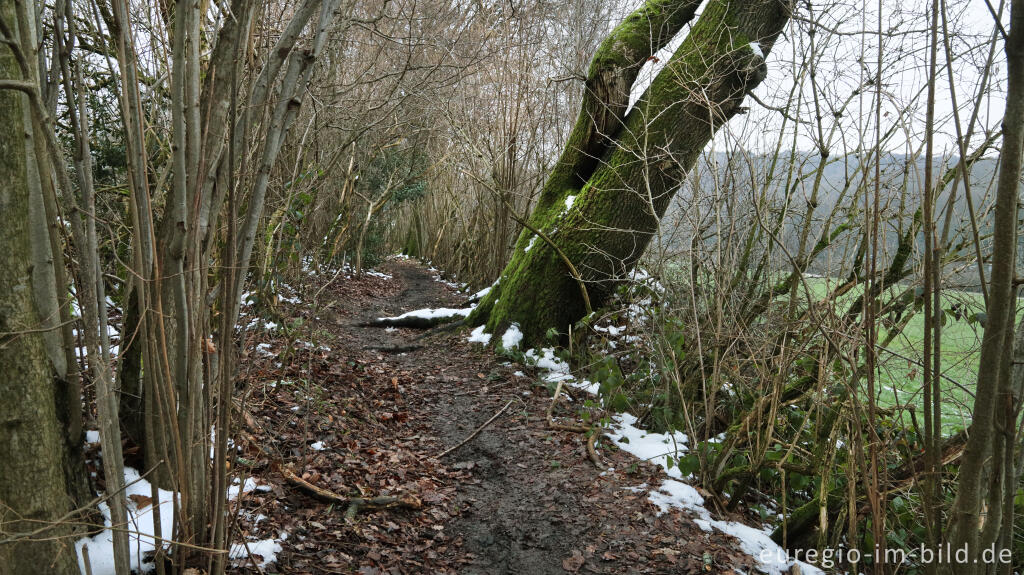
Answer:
[471,0,791,349]
[539,0,704,213]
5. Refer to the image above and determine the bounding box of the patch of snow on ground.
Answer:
[310,441,326,451]
[524,235,537,252]
[75,467,176,575]
[564,195,576,211]
[85,430,101,444]
[229,533,286,569]
[227,476,268,500]
[501,324,523,349]
[628,267,666,293]
[426,265,466,290]
[604,412,689,479]
[522,350,824,575]
[467,325,491,344]
[524,348,568,379]
[365,270,393,280]
[378,307,473,321]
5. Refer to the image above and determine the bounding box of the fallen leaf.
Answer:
[562,549,584,572]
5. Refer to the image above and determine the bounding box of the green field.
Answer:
[653,265,1012,433]
[795,276,996,433]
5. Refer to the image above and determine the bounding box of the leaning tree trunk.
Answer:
[469,0,792,346]
[0,7,79,570]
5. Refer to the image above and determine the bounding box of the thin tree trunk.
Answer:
[945,0,1024,570]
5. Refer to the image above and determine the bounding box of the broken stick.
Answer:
[437,399,514,458]
[278,465,421,521]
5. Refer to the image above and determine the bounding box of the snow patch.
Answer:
[228,476,268,500]
[310,441,326,451]
[378,307,473,321]
[524,348,571,382]
[564,195,576,211]
[605,412,689,479]
[75,467,175,575]
[593,324,625,337]
[749,41,764,58]
[501,324,523,349]
[467,325,492,344]
[229,533,286,569]
[524,235,537,253]
[75,466,267,575]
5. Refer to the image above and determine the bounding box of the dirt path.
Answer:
[234,260,763,574]
[344,262,592,574]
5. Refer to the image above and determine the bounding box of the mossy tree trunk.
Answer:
[0,5,79,569]
[469,0,792,346]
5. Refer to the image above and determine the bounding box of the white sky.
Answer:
[625,0,1009,156]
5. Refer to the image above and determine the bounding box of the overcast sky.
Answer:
[625,0,1009,157]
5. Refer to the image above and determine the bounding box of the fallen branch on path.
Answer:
[437,400,514,458]
[278,465,422,521]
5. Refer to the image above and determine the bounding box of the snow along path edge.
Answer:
[466,331,823,575]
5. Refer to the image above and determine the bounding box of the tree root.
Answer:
[278,465,422,521]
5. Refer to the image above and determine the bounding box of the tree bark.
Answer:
[470,0,792,346]
[0,4,78,568]
[944,0,1024,570]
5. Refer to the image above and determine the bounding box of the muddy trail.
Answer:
[232,259,768,574]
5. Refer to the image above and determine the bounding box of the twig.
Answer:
[437,400,513,458]
[279,465,347,504]
[279,465,422,521]
[546,378,588,432]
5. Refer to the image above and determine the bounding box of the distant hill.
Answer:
[654,151,1013,291]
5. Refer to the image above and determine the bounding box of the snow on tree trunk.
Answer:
[469,0,791,346]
